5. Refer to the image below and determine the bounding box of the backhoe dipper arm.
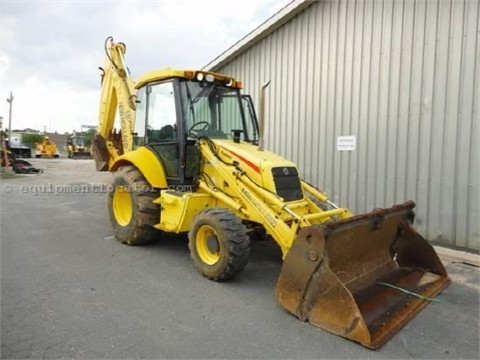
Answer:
[93,37,137,171]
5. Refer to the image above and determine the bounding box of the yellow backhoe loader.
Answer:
[67,133,92,159]
[35,136,59,158]
[93,37,449,349]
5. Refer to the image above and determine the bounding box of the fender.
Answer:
[110,147,168,188]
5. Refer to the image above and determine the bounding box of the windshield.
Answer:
[73,137,85,147]
[179,81,258,143]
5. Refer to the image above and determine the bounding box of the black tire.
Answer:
[107,165,160,245]
[188,208,250,281]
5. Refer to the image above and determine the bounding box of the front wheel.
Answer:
[188,208,250,281]
[107,165,160,245]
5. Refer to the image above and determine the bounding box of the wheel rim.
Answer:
[112,185,133,226]
[196,225,221,265]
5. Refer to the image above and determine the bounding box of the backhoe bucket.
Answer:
[276,201,450,349]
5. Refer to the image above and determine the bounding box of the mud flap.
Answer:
[275,201,450,349]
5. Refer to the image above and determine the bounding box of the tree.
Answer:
[83,129,96,146]
[21,133,45,145]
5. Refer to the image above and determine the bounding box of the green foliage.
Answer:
[83,129,96,146]
[21,133,45,144]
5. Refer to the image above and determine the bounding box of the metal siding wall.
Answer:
[215,0,479,251]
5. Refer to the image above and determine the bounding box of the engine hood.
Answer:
[208,139,303,201]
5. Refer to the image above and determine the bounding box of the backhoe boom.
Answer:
[93,37,137,171]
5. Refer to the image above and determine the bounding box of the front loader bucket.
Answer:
[276,201,450,349]
[72,152,93,160]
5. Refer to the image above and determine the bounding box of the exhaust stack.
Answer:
[257,80,271,151]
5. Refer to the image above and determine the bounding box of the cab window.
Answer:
[146,82,177,143]
[133,87,147,148]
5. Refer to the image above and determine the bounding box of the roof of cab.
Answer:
[135,68,243,89]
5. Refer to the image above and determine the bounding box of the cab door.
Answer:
[134,81,183,185]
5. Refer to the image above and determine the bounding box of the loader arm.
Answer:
[93,37,137,171]
[197,138,352,256]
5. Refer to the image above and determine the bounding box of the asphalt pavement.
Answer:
[1,159,479,359]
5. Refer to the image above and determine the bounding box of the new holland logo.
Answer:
[282,168,289,175]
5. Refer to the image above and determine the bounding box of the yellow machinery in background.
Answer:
[67,132,92,159]
[35,136,59,158]
[92,37,449,349]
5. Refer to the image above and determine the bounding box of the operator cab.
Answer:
[133,71,259,187]
[73,137,85,147]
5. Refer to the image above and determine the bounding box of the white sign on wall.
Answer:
[336,135,356,151]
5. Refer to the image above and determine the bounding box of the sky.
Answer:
[0,0,292,134]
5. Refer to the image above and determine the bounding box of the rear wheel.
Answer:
[189,208,250,281]
[108,165,160,245]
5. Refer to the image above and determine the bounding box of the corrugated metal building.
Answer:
[205,0,479,251]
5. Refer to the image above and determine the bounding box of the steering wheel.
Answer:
[188,121,211,138]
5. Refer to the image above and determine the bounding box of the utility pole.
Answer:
[6,91,13,141]
[0,116,10,169]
